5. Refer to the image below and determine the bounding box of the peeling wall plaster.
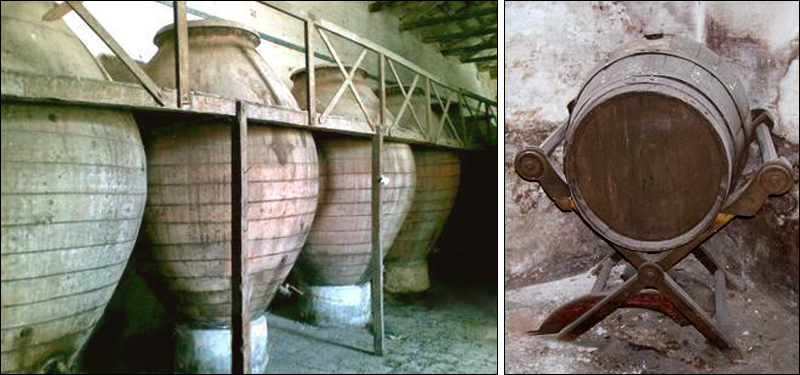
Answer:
[505,1,800,292]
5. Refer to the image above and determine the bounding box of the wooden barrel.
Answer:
[139,20,317,324]
[294,139,416,286]
[564,35,752,252]
[290,66,394,124]
[385,149,460,292]
[1,2,147,373]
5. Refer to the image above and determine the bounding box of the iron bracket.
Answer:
[722,109,793,216]
[514,121,573,211]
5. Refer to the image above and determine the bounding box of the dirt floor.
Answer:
[266,289,498,373]
[504,257,800,374]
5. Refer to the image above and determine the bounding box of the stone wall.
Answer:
[504,1,799,296]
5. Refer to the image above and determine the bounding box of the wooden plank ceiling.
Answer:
[370,1,498,79]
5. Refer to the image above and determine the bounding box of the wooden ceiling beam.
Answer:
[462,54,497,63]
[399,6,496,31]
[369,1,403,12]
[441,39,497,56]
[423,28,496,43]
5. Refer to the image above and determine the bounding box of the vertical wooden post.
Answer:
[173,1,189,107]
[304,18,316,125]
[458,92,466,141]
[370,53,386,357]
[484,101,491,144]
[425,77,432,141]
[231,101,251,373]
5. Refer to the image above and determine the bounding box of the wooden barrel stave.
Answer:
[565,36,752,252]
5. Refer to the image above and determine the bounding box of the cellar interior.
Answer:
[504,2,799,374]
[0,1,498,374]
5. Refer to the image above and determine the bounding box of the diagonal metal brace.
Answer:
[530,291,690,335]
[514,121,573,211]
[65,1,166,106]
[386,60,426,136]
[316,28,374,128]
[723,109,793,216]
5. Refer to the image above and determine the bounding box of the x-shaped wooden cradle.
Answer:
[531,212,742,360]
[515,108,793,362]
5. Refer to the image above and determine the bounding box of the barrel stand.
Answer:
[516,109,793,362]
[530,215,742,360]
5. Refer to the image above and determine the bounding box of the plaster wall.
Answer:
[504,1,799,292]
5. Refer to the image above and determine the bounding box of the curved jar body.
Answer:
[140,20,318,324]
[291,66,394,125]
[294,139,415,286]
[385,149,460,293]
[1,2,147,373]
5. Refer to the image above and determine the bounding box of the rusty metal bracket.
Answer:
[514,121,573,211]
[530,291,691,335]
[722,109,793,216]
[533,216,745,362]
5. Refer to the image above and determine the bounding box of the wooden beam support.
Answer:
[441,40,497,56]
[369,1,400,12]
[173,1,190,108]
[42,1,81,20]
[398,1,444,23]
[304,18,316,125]
[424,28,496,43]
[66,1,166,105]
[399,6,497,30]
[370,53,387,357]
[462,54,497,63]
[425,77,432,140]
[231,101,251,374]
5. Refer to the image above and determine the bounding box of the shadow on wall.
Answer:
[431,146,498,295]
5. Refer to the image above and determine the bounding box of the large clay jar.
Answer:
[290,66,415,327]
[1,2,147,373]
[290,65,394,126]
[140,20,318,373]
[385,149,460,293]
[293,139,415,326]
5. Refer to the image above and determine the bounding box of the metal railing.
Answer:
[34,1,497,149]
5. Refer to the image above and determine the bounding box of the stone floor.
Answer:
[265,289,498,374]
[504,258,799,374]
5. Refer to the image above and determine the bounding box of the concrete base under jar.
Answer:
[299,283,371,327]
[385,260,430,293]
[174,314,269,374]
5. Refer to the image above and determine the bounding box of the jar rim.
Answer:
[153,19,260,47]
[289,65,370,81]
